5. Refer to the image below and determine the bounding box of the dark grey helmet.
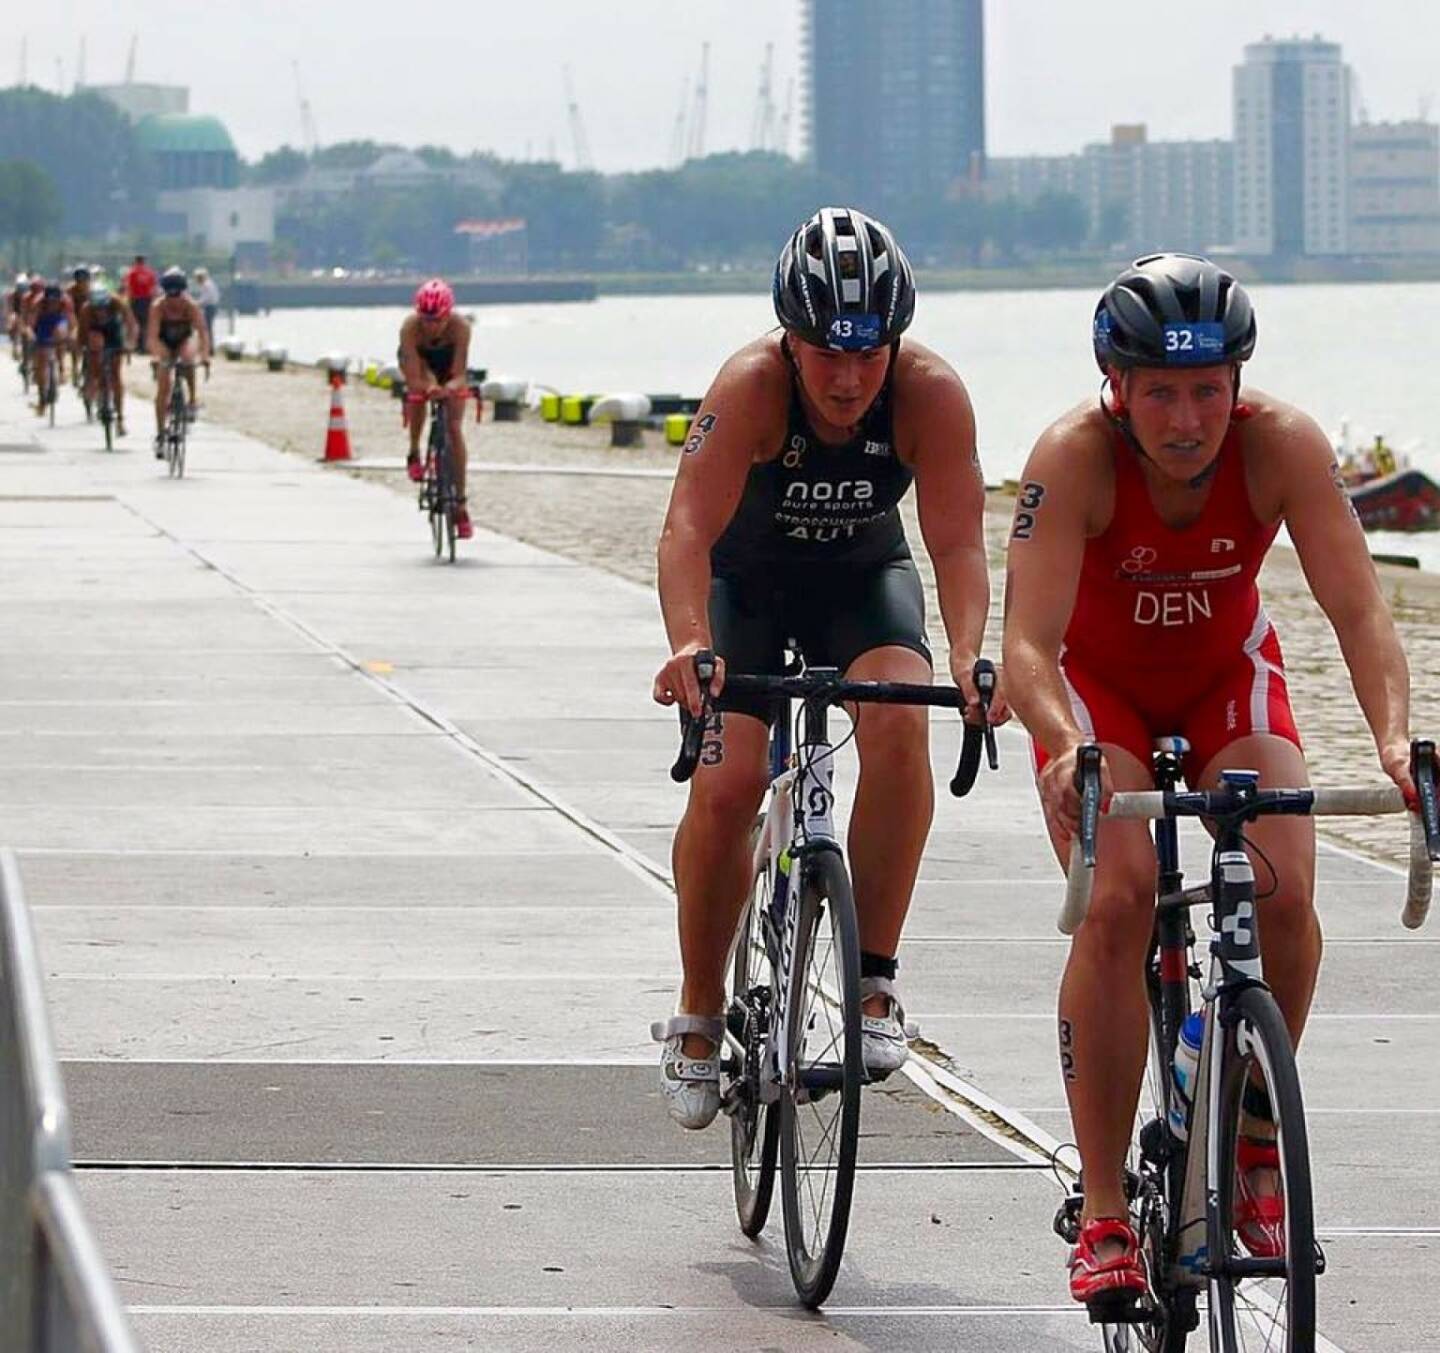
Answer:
[1093,253,1256,373]
[160,266,188,296]
[773,206,915,351]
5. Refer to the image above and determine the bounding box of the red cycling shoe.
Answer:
[1235,1137,1285,1258]
[406,452,423,483]
[455,506,473,540]
[1068,1217,1148,1305]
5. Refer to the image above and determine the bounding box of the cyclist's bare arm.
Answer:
[186,298,210,362]
[445,318,472,389]
[144,303,161,355]
[396,316,433,392]
[655,343,786,712]
[899,345,991,710]
[1254,403,1414,794]
[1002,410,1114,831]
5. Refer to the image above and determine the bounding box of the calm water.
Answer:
[227,281,1440,566]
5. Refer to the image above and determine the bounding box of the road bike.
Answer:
[94,350,122,452]
[672,650,999,1307]
[407,382,481,561]
[158,358,190,477]
[1060,737,1439,1352]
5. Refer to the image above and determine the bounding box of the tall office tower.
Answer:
[1233,35,1350,256]
[802,0,985,209]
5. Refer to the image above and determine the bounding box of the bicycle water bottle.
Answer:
[771,847,793,923]
[1168,1012,1205,1141]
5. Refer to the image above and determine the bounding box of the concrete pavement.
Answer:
[1,367,1436,1351]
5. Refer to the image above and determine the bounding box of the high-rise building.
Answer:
[1233,35,1350,256]
[802,0,984,209]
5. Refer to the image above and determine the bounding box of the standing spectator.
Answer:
[123,255,158,353]
[193,267,221,350]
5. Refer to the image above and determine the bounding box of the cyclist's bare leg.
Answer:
[672,711,770,1056]
[83,343,99,403]
[112,354,127,428]
[181,338,199,407]
[1197,733,1318,1198]
[1048,741,1158,1229]
[447,398,468,500]
[407,400,427,457]
[154,363,171,435]
[844,644,934,1016]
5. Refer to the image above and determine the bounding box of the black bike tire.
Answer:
[1209,987,1317,1353]
[779,847,862,1309]
[1099,995,1192,1353]
[428,417,447,558]
[169,381,188,478]
[730,840,781,1238]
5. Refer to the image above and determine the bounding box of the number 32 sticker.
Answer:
[1011,481,1046,540]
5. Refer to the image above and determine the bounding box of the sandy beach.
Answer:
[135,356,1439,866]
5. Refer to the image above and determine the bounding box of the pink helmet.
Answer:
[414,278,454,318]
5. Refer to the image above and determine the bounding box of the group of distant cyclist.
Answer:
[5,254,214,454]
[645,205,1418,1319]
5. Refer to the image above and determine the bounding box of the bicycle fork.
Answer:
[771,712,839,1099]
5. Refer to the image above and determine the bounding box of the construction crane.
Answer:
[750,42,776,152]
[686,41,710,161]
[292,61,319,158]
[76,36,86,90]
[563,66,593,172]
[670,76,690,167]
[124,33,137,84]
[778,77,796,159]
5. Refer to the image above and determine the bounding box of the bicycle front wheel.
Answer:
[1208,986,1316,1353]
[779,846,862,1308]
[728,845,779,1237]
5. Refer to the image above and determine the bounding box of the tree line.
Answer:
[0,88,1097,274]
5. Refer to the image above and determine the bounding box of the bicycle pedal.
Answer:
[1314,1240,1327,1275]
[1053,1190,1084,1244]
[1086,1294,1154,1326]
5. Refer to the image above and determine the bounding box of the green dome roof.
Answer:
[135,114,237,156]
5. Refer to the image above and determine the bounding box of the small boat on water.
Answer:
[1347,467,1440,532]
[1332,424,1440,532]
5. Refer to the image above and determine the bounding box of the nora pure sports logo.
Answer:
[783,479,874,503]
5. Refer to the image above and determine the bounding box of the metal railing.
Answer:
[1,849,141,1351]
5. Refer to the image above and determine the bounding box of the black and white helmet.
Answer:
[773,207,916,351]
[160,267,189,296]
[1093,253,1256,373]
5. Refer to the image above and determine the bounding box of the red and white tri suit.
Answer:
[1036,409,1301,783]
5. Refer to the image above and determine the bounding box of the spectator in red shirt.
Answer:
[124,255,158,353]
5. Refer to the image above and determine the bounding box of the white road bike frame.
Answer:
[748,736,838,1094]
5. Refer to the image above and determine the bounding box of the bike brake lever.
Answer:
[1412,739,1440,862]
[669,650,716,783]
[1075,744,1102,868]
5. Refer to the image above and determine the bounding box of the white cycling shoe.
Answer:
[652,1014,725,1130]
[859,976,918,1079]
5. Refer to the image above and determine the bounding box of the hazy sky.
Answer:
[6,2,1438,169]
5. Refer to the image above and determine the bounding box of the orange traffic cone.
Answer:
[322,373,352,462]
